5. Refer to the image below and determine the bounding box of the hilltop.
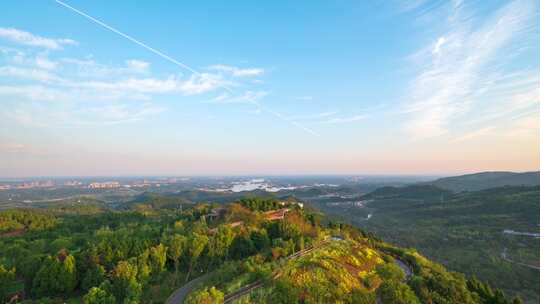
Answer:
[427,171,540,192]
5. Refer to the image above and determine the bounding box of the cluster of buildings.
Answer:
[64,180,83,186]
[0,178,189,191]
[88,181,121,189]
[0,180,55,190]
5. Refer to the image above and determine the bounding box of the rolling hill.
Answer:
[321,184,540,302]
[428,171,540,192]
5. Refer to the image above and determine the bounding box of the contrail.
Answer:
[54,0,319,136]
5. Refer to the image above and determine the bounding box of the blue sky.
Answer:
[1,0,539,177]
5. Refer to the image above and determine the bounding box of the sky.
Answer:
[0,0,539,177]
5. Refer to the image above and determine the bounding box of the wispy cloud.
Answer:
[179,73,229,95]
[208,64,264,77]
[0,27,76,50]
[82,103,166,125]
[404,0,539,139]
[60,57,151,77]
[52,1,318,136]
[2,101,166,128]
[288,111,339,121]
[451,126,495,143]
[125,59,150,72]
[211,90,269,104]
[319,114,367,124]
[0,85,70,101]
[0,66,62,83]
[504,112,540,138]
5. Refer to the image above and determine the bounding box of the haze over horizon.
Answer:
[1,0,540,177]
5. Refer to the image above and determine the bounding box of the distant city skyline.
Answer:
[1,0,539,177]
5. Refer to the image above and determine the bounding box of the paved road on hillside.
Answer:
[165,273,212,304]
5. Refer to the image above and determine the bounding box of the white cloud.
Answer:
[61,57,151,78]
[0,85,70,101]
[212,93,230,102]
[0,28,76,50]
[211,90,268,104]
[404,0,538,139]
[509,85,540,110]
[0,66,61,83]
[125,59,150,72]
[35,54,58,70]
[0,29,269,127]
[179,73,227,95]
[208,64,265,77]
[432,36,447,55]
[80,76,180,93]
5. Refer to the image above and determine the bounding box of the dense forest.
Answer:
[318,185,540,303]
[0,196,524,303]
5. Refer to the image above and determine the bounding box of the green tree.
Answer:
[0,264,16,303]
[251,229,270,251]
[351,289,376,304]
[208,225,234,266]
[17,254,42,290]
[110,261,142,303]
[185,286,224,304]
[136,250,151,283]
[512,297,524,304]
[82,265,106,292]
[83,286,116,304]
[185,233,209,282]
[166,234,186,282]
[149,243,167,276]
[378,281,421,304]
[32,253,77,297]
[376,262,405,282]
[268,279,299,304]
[59,253,77,292]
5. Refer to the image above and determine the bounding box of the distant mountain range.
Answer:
[428,171,540,192]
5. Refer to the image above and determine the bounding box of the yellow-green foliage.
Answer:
[269,240,386,302]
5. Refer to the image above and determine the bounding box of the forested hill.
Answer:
[362,184,452,200]
[348,185,540,303]
[427,171,540,192]
[0,197,524,304]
